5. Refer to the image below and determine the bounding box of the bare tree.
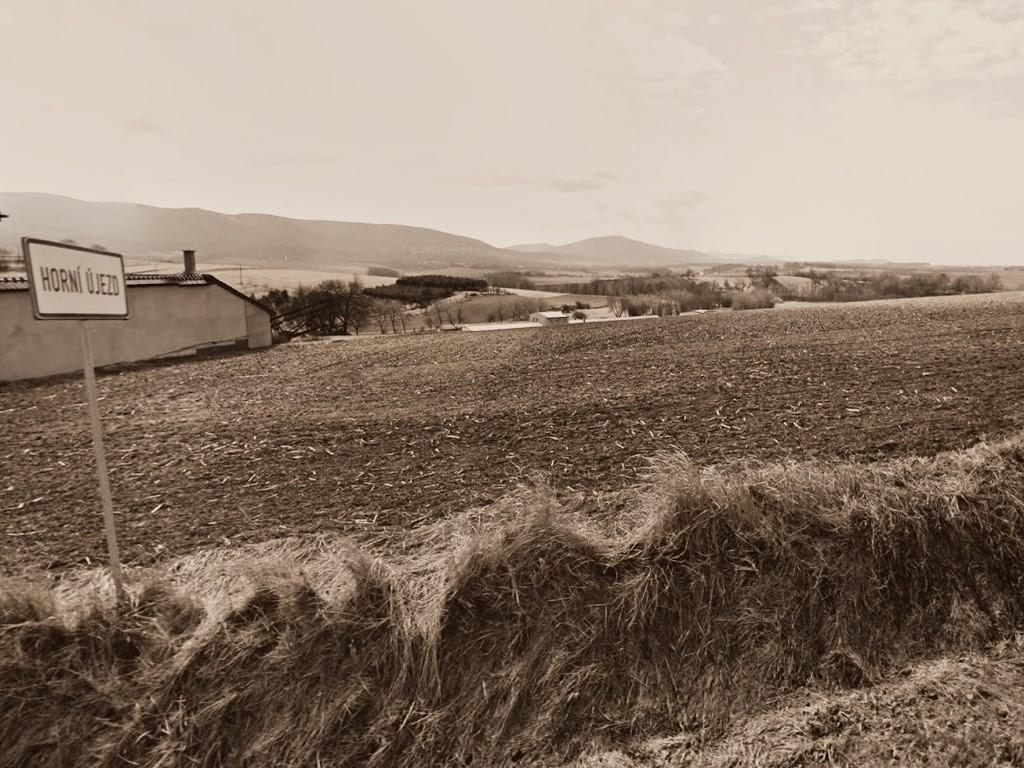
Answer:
[337,279,370,335]
[428,304,445,328]
[370,299,390,333]
[384,301,401,333]
[746,266,779,291]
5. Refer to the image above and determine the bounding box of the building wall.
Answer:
[0,284,271,381]
[244,300,273,348]
[530,312,568,325]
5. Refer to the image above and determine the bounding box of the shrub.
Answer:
[731,289,776,310]
[623,298,652,316]
[666,289,717,312]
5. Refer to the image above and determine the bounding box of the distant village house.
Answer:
[530,310,569,326]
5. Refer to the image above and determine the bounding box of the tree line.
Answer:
[363,274,488,308]
[772,268,1002,302]
[542,267,1003,317]
[259,280,411,336]
[258,275,493,336]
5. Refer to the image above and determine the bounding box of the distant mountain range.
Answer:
[507,235,725,266]
[0,193,510,270]
[0,192,786,271]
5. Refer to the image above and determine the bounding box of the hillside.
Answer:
[5,291,1024,575]
[0,194,930,273]
[0,195,731,273]
[0,193,511,271]
[503,242,558,253]
[4,292,1024,766]
[507,235,717,266]
[0,194,730,273]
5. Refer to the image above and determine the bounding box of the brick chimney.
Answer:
[183,249,196,274]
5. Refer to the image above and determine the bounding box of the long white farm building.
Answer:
[1,258,271,381]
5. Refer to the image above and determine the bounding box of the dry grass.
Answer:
[569,638,1024,767]
[3,435,1024,766]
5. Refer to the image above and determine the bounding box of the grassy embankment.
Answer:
[4,435,1024,766]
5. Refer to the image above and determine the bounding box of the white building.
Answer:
[1,261,272,381]
[530,310,569,326]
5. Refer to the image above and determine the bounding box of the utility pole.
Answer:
[0,213,8,269]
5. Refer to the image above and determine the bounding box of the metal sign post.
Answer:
[23,238,129,601]
[80,321,125,601]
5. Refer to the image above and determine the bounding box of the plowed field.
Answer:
[4,292,1024,575]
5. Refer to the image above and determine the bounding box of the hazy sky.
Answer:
[4,0,1023,264]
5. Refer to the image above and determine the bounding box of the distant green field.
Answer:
[425,292,608,324]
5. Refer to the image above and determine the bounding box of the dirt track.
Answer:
[3,292,1024,575]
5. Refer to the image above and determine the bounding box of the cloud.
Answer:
[471,173,614,193]
[752,0,843,23]
[605,23,726,101]
[977,0,1024,23]
[611,191,707,227]
[566,1,728,109]
[659,191,707,210]
[808,0,1024,83]
[257,153,341,167]
[122,116,163,135]
[651,192,707,224]
[545,178,609,192]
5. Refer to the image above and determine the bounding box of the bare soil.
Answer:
[3,291,1024,576]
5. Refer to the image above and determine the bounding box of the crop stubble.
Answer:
[2,292,1023,574]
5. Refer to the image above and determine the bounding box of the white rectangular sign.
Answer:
[23,238,128,319]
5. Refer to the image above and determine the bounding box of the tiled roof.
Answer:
[0,277,29,292]
[1,273,206,290]
[533,310,570,318]
[0,273,271,315]
[123,272,211,286]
